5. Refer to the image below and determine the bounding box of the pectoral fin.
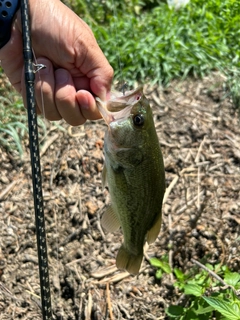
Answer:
[146,211,162,244]
[101,205,120,233]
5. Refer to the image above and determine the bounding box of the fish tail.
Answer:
[116,245,143,275]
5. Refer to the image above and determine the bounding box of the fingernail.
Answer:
[80,96,89,110]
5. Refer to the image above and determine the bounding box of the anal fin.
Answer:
[147,212,162,244]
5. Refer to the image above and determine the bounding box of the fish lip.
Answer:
[96,86,144,126]
[110,85,143,101]
[96,99,133,126]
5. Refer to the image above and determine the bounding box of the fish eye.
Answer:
[133,114,144,126]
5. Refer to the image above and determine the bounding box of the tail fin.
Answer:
[116,245,143,275]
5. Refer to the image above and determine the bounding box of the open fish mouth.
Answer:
[96,86,143,125]
[107,86,143,111]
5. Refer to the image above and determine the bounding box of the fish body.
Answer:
[96,87,165,274]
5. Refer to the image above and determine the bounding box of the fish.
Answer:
[96,86,165,275]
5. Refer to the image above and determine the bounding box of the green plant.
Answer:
[64,0,163,24]
[64,0,240,109]
[0,97,47,156]
[150,257,240,319]
[0,97,27,155]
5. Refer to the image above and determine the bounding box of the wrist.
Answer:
[0,0,20,49]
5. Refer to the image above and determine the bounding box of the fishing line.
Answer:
[32,49,47,121]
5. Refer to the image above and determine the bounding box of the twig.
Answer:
[161,190,204,239]
[91,265,118,279]
[96,219,106,240]
[40,133,59,157]
[0,180,19,201]
[162,166,205,207]
[96,271,130,284]
[106,282,114,320]
[117,303,131,319]
[162,175,179,205]
[176,191,204,215]
[195,136,206,163]
[85,290,92,320]
[0,282,19,302]
[194,137,206,211]
[60,227,83,246]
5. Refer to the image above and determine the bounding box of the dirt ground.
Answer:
[0,73,240,319]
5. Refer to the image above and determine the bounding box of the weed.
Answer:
[66,0,240,109]
[150,257,240,320]
[0,95,46,157]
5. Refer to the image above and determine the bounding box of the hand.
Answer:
[0,0,113,125]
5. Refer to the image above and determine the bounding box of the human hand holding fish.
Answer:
[96,87,165,275]
[0,0,113,126]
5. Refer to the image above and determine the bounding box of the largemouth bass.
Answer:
[96,87,165,274]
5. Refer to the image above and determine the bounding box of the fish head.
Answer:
[96,86,154,149]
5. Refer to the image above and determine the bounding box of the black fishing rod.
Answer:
[20,0,53,319]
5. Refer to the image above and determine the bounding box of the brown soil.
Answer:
[0,73,239,319]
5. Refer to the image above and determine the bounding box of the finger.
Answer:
[72,24,114,100]
[55,69,86,126]
[77,41,114,100]
[76,90,102,121]
[89,65,114,101]
[35,58,62,121]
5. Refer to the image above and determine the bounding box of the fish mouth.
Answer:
[96,86,143,126]
[95,100,132,125]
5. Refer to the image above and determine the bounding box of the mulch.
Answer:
[0,72,239,319]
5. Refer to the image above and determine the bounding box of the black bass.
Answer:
[96,87,165,274]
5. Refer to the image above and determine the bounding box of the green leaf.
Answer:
[149,257,162,268]
[155,269,163,279]
[184,284,203,297]
[149,257,171,273]
[224,272,240,287]
[174,268,185,281]
[184,308,201,320]
[195,305,215,315]
[165,305,184,317]
[203,296,240,320]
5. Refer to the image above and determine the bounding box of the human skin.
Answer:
[0,0,114,125]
